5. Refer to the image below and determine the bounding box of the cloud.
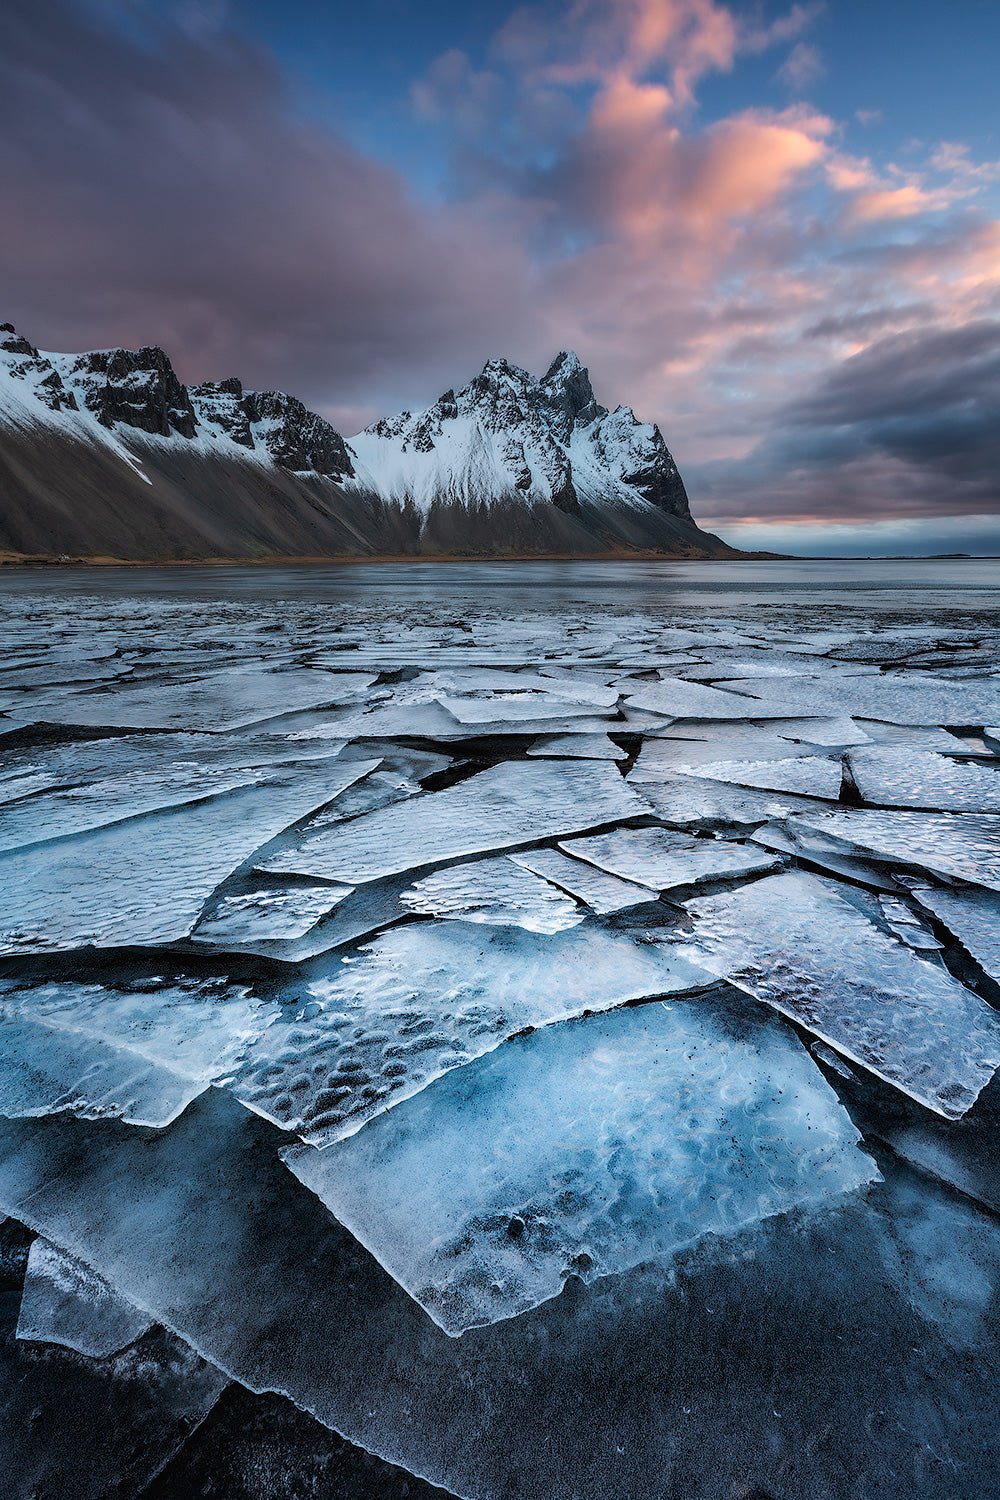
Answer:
[777,41,824,92]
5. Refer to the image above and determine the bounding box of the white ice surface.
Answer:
[16,1238,153,1357]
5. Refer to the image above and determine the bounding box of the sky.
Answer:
[2,0,999,554]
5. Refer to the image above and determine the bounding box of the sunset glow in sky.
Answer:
[3,0,999,553]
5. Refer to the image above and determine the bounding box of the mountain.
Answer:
[0,323,734,560]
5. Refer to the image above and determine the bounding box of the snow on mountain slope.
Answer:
[346,352,692,518]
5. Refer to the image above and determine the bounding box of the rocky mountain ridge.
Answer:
[0,321,732,560]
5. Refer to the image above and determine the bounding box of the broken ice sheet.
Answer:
[284,998,877,1335]
[228,919,711,1144]
[437,694,613,726]
[787,808,1000,894]
[17,1239,153,1357]
[262,760,649,885]
[679,754,844,801]
[679,871,1000,1118]
[559,825,780,891]
[847,747,1000,812]
[0,977,277,1127]
[192,882,353,946]
[400,857,583,934]
[912,885,1000,976]
[527,733,626,760]
[877,896,943,952]
[0,760,379,952]
[621,675,810,720]
[510,847,653,914]
[719,673,1000,727]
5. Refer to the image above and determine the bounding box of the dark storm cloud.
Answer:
[0,0,530,416]
[693,320,1000,522]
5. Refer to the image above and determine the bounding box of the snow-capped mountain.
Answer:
[347,352,692,519]
[0,322,731,561]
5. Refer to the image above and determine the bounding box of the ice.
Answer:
[559,825,780,891]
[0,977,278,1126]
[228,920,711,1144]
[23,667,375,731]
[777,716,872,747]
[847,746,1000,811]
[751,823,903,891]
[17,1239,152,1357]
[680,871,1000,1117]
[286,998,875,1334]
[679,754,844,800]
[622,727,818,767]
[400,857,583,933]
[912,885,1000,976]
[621,676,812,720]
[855,720,983,754]
[192,882,353,945]
[719,674,1000,727]
[0,760,379,952]
[527,733,626,759]
[877,896,943,952]
[787,808,1000,893]
[2,1092,998,1500]
[261,760,649,885]
[511,847,654,913]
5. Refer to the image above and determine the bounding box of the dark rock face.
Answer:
[189,380,255,450]
[64,346,198,438]
[0,325,78,413]
[540,351,607,438]
[240,391,355,479]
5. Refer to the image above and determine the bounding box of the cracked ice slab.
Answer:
[191,882,353,946]
[17,1238,153,1357]
[228,920,712,1145]
[510,847,653,914]
[400,857,583,934]
[679,871,1000,1118]
[786,808,1000,893]
[261,760,650,885]
[621,675,814,720]
[558,825,780,891]
[847,747,1000,812]
[285,998,876,1335]
[912,885,1000,976]
[0,977,278,1127]
[678,755,844,801]
[0,760,379,952]
[718,674,1000,727]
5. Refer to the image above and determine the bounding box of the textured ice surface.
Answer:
[26,667,375,731]
[286,999,876,1334]
[0,761,379,952]
[913,885,1000,975]
[622,675,810,720]
[680,754,844,800]
[527,733,625,759]
[788,808,1000,893]
[192,882,353,945]
[681,871,1000,1117]
[0,977,276,1126]
[400,857,583,933]
[510,847,654,913]
[438,694,612,725]
[877,896,943,952]
[559,825,780,890]
[263,760,648,885]
[229,921,710,1143]
[722,674,1000,727]
[17,1238,152,1357]
[848,746,1000,811]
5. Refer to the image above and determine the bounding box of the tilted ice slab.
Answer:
[0,977,278,1127]
[262,760,649,885]
[679,755,844,801]
[622,727,818,768]
[17,1238,153,1357]
[0,760,379,952]
[511,847,653,914]
[877,895,942,953]
[559,825,780,891]
[192,882,353,946]
[912,885,1000,976]
[679,871,1000,1117]
[400,857,583,934]
[527,733,626,760]
[847,747,1000,812]
[438,694,614,726]
[621,676,812,720]
[228,920,711,1145]
[786,808,1000,893]
[24,666,375,732]
[286,999,876,1335]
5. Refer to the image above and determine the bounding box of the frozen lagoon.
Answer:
[1,558,1000,1498]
